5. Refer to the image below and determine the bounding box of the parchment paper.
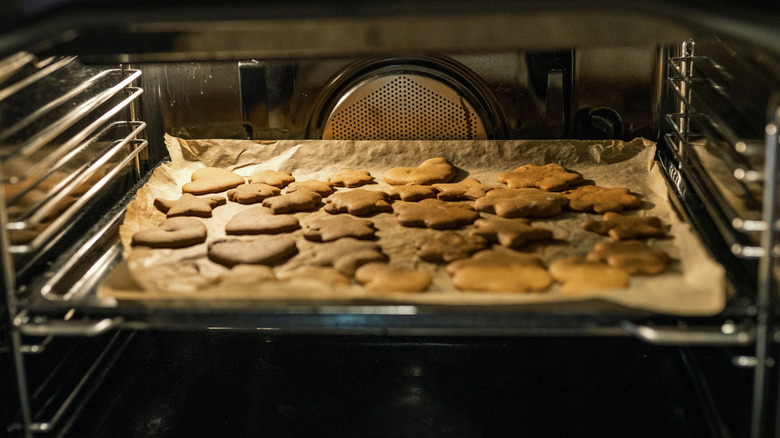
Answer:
[98,135,728,316]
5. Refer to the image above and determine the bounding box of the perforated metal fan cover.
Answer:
[322,74,487,140]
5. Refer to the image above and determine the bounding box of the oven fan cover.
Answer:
[316,59,503,140]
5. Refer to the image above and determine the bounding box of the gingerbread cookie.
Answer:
[328,169,374,187]
[276,266,350,286]
[226,183,281,204]
[355,263,431,293]
[565,185,641,213]
[134,261,217,293]
[583,212,667,240]
[182,167,245,195]
[386,184,438,202]
[548,257,630,293]
[286,180,334,197]
[586,240,670,275]
[323,189,392,216]
[131,217,207,248]
[303,216,377,242]
[469,217,553,249]
[415,231,489,263]
[261,190,322,213]
[384,157,457,185]
[225,207,301,235]
[207,236,298,267]
[393,199,478,229]
[498,163,582,191]
[433,178,494,201]
[248,170,295,188]
[311,238,388,275]
[474,188,568,218]
[446,250,552,293]
[154,193,226,217]
[219,265,277,285]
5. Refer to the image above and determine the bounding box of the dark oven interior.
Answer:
[1,1,780,437]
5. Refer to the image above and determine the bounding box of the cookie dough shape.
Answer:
[384,157,457,185]
[475,188,568,218]
[248,170,295,188]
[583,212,667,240]
[262,190,322,213]
[324,189,392,216]
[548,257,631,293]
[286,180,334,197]
[586,240,670,275]
[393,199,478,229]
[498,163,583,191]
[182,167,245,195]
[311,238,388,275]
[355,263,431,293]
[225,207,301,235]
[433,178,494,201]
[328,169,375,187]
[415,231,489,263]
[470,217,553,248]
[226,183,281,204]
[154,193,226,217]
[386,184,438,202]
[447,250,552,293]
[131,217,207,248]
[276,266,350,286]
[207,236,298,267]
[565,185,641,214]
[303,216,377,242]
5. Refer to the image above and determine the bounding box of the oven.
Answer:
[1,1,779,437]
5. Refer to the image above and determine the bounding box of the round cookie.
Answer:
[384,157,457,185]
[586,240,670,275]
[131,217,207,249]
[474,188,568,218]
[225,207,301,235]
[355,263,431,293]
[583,212,667,240]
[182,167,245,195]
[207,236,298,267]
[261,190,322,214]
[393,199,478,229]
[469,217,553,249]
[565,185,641,214]
[248,170,295,188]
[328,169,374,187]
[498,163,583,191]
[324,189,392,216]
[286,180,334,197]
[226,183,281,204]
[303,216,377,242]
[415,231,489,263]
[432,178,494,201]
[548,257,631,293]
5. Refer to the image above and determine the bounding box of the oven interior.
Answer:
[1,2,780,437]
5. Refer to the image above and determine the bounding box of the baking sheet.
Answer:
[98,135,728,316]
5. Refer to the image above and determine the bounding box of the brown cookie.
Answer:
[226,183,281,204]
[586,240,670,275]
[386,184,438,202]
[154,194,226,217]
[303,216,377,242]
[276,266,350,286]
[583,212,667,240]
[469,217,553,249]
[219,265,277,285]
[384,157,457,185]
[548,257,630,293]
[474,188,568,218]
[328,169,374,187]
[182,167,245,195]
[565,185,641,213]
[393,199,478,229]
[498,163,583,191]
[311,238,388,275]
[355,263,431,293]
[134,261,217,293]
[261,190,322,214]
[432,178,494,201]
[131,217,207,248]
[415,231,489,263]
[207,236,298,267]
[324,189,392,216]
[248,170,295,188]
[446,250,552,293]
[225,207,301,235]
[286,180,334,197]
